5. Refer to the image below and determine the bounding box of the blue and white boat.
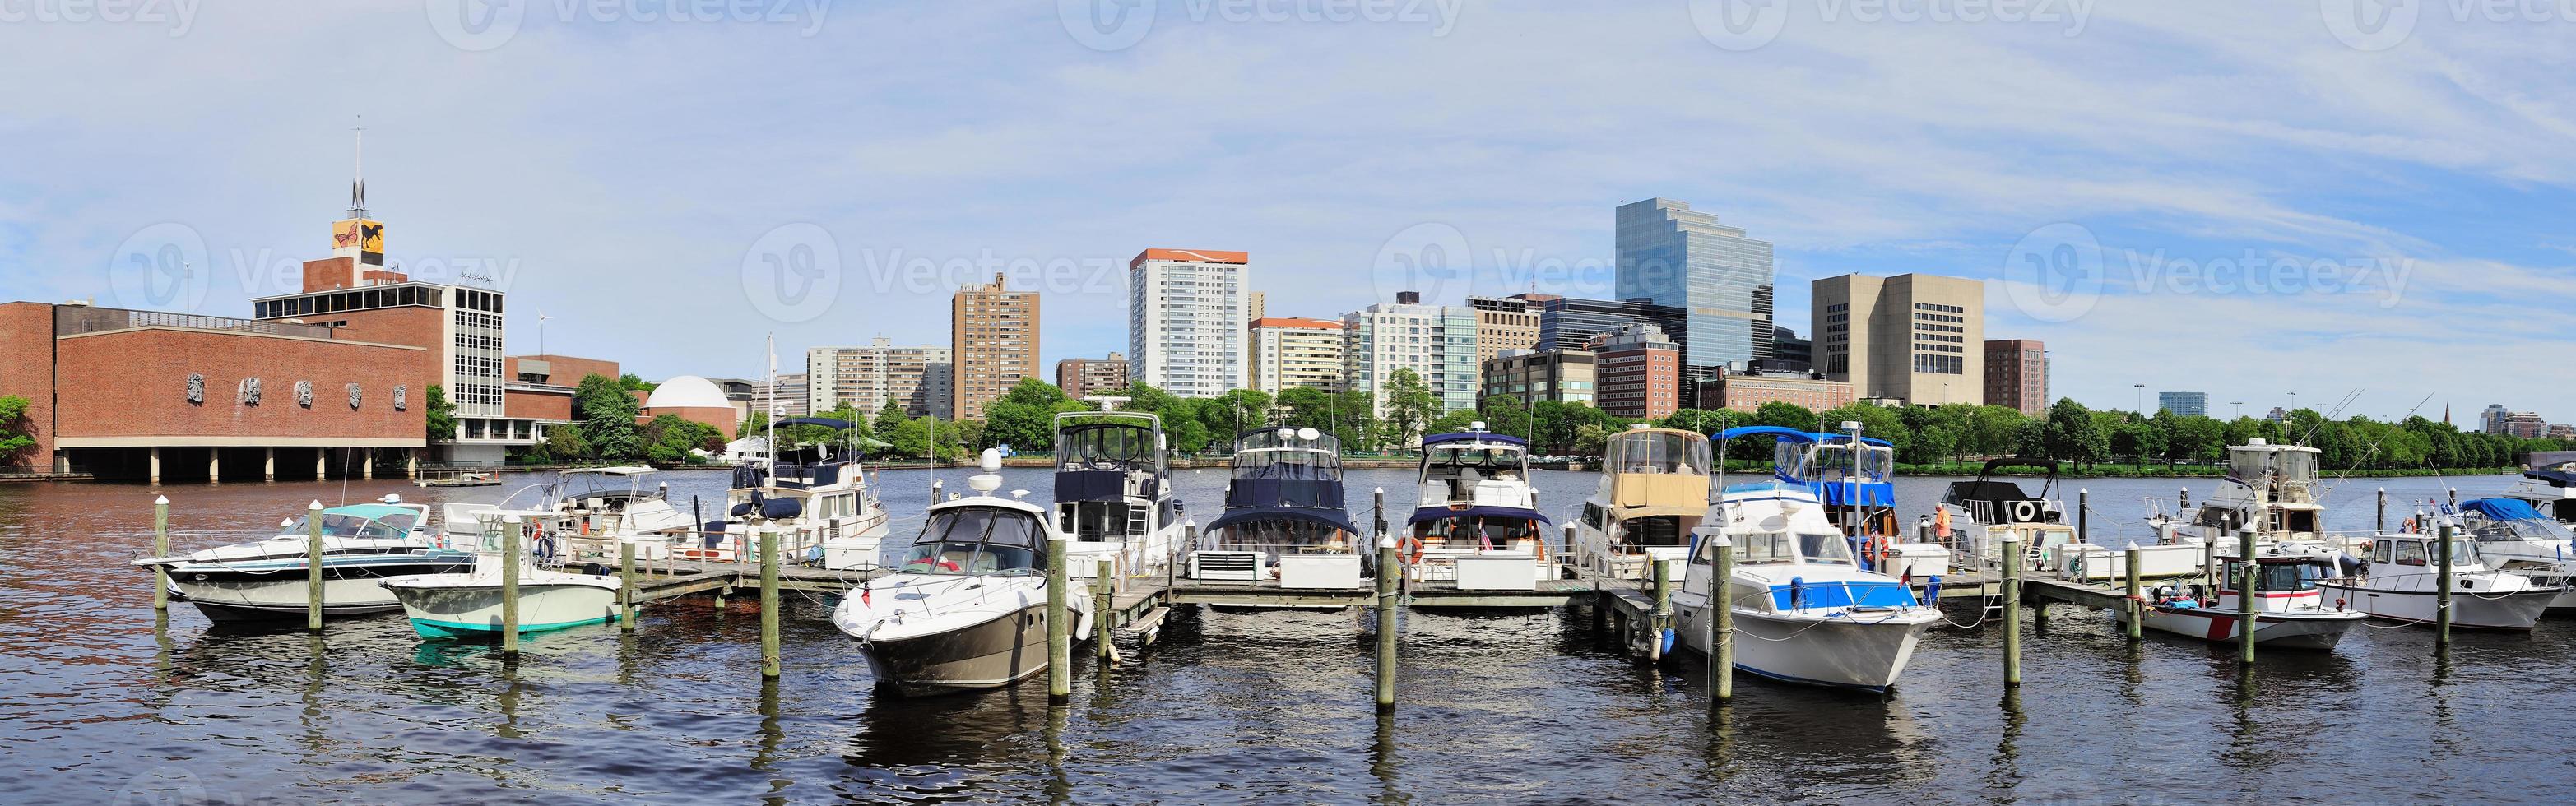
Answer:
[1404,424,1553,590]
[2455,498,2576,613]
[1669,427,1942,693]
[132,496,476,622]
[1191,426,1367,588]
[381,509,624,639]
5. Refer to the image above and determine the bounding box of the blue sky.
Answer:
[2,2,2569,422]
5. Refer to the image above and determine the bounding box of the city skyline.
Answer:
[5,6,2572,420]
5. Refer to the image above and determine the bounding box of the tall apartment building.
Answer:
[1590,322,1682,420]
[2158,391,2208,418]
[2481,404,2512,434]
[1815,274,1986,405]
[1249,317,1346,394]
[806,338,951,417]
[1983,339,2049,415]
[1055,353,1130,400]
[950,273,1039,421]
[1482,348,1596,406]
[1614,198,1777,388]
[1128,249,1251,398]
[1536,296,1687,353]
[1468,294,1544,364]
[1343,291,1479,417]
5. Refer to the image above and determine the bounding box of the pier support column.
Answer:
[1648,558,1671,664]
[1095,559,1115,661]
[2077,489,2089,543]
[620,540,638,632]
[2375,489,2387,533]
[148,447,161,485]
[264,448,276,481]
[207,451,220,484]
[2000,533,2022,689]
[1376,535,1400,712]
[1047,531,1071,703]
[760,526,781,679]
[152,496,170,610]
[2435,521,2454,651]
[501,515,522,654]
[1710,535,1734,706]
[307,501,327,633]
[2237,558,2258,665]
[2123,545,2143,642]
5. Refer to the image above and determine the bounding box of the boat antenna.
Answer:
[764,333,778,479]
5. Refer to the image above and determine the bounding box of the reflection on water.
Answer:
[4,470,2575,802]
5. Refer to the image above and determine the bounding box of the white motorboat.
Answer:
[1051,411,1186,580]
[1191,426,1368,591]
[1921,458,2080,577]
[2454,498,2576,613]
[531,466,695,567]
[832,450,1095,695]
[1571,425,1710,581]
[381,509,624,639]
[1677,451,1940,692]
[1402,424,1553,591]
[132,496,475,622]
[2503,463,2576,526]
[2166,439,2369,558]
[2316,531,2561,630]
[2119,549,2365,649]
[689,417,891,571]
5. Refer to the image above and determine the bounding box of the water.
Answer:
[5,467,2569,804]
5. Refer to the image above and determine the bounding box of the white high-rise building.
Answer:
[1128,249,1251,398]
[1342,292,1479,417]
[806,338,952,417]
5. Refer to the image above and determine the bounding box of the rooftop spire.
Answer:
[346,117,369,220]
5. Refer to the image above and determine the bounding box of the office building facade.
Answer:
[1614,198,1777,386]
[1128,248,1251,398]
[2158,391,2208,418]
[1249,317,1346,394]
[1481,348,1596,406]
[1695,370,1856,415]
[1814,273,1985,405]
[1983,339,2048,415]
[1468,294,1544,364]
[807,338,951,417]
[1342,292,1479,416]
[1536,295,1687,354]
[1761,326,1812,374]
[1591,323,1682,420]
[1055,353,1131,400]
[951,273,1039,421]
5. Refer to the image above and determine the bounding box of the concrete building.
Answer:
[1535,295,1687,353]
[1468,295,1544,364]
[2547,424,2575,440]
[1055,353,1130,400]
[1481,348,1596,406]
[1695,370,1855,415]
[1814,274,1986,406]
[495,354,620,446]
[1759,326,1813,374]
[2504,411,2549,439]
[1129,248,1251,398]
[807,338,951,417]
[1982,339,2049,416]
[2482,404,2512,435]
[2159,391,2209,418]
[951,273,1039,421]
[1343,291,1479,416]
[0,303,430,483]
[1249,317,1346,394]
[1615,198,1777,387]
[1590,322,1682,420]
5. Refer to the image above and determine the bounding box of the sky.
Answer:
[2,1,2570,423]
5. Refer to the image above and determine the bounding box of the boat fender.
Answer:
[1660,628,1677,655]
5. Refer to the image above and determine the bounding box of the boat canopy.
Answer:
[1206,505,1359,535]
[1715,426,1895,507]
[1406,504,1552,526]
[1713,425,1893,447]
[2525,466,2576,488]
[1223,429,1346,513]
[2464,498,2546,521]
[564,466,658,476]
[773,416,854,430]
[898,504,1047,575]
[288,504,421,539]
[1423,431,1527,447]
[1056,420,1164,471]
[1606,428,1709,475]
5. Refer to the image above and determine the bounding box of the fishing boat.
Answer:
[380,509,625,638]
[1191,426,1367,589]
[2453,498,2576,613]
[2503,461,2576,526]
[688,416,891,570]
[1678,426,1941,691]
[2167,439,2367,558]
[540,466,695,567]
[2315,530,2561,629]
[1570,425,1710,581]
[1920,457,2076,577]
[832,450,1095,695]
[2119,549,2365,649]
[1404,424,1552,591]
[1051,411,1186,580]
[132,496,476,622]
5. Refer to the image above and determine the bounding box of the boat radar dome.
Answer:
[2249,438,2269,446]
[1627,423,1649,430]
[1840,420,1861,432]
[969,448,1005,494]
[1470,420,1488,431]
[1297,427,1320,441]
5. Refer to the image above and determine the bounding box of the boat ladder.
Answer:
[1126,504,1150,540]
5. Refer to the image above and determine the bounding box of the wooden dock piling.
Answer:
[500,515,522,655]
[1375,535,1399,712]
[152,496,169,611]
[1649,558,1671,663]
[759,526,781,679]
[2236,557,2256,665]
[306,500,325,633]
[1047,534,1070,703]
[1710,535,1734,705]
[2435,521,2454,648]
[619,541,638,632]
[2123,545,2143,642]
[2376,488,2387,533]
[2077,488,2090,544]
[1094,559,1114,660]
[2000,534,2021,688]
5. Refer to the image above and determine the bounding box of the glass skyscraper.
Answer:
[1613,198,1776,390]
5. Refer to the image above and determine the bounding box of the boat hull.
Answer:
[2123,605,2365,650]
[1683,608,1933,692]
[385,579,623,638]
[160,559,475,621]
[2314,582,2557,630]
[853,606,1054,696]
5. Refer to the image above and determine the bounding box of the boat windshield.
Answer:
[1776,440,1891,485]
[2470,518,2575,544]
[2230,447,2318,483]
[1232,436,1342,480]
[1414,515,1543,547]
[2228,560,2331,591]
[1734,530,1854,566]
[900,507,1041,575]
[1057,424,1161,471]
[1425,444,1525,471]
[1607,431,1708,475]
[285,512,415,540]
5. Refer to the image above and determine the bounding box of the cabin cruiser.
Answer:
[2454,498,2576,613]
[132,496,475,622]
[381,508,625,638]
[1571,426,1710,581]
[1053,411,1185,580]
[2165,439,2366,558]
[2121,549,2365,649]
[2503,462,2576,526]
[1404,424,1553,591]
[1191,426,1367,589]
[2315,531,2561,629]
[688,418,891,571]
[1922,458,2077,576]
[536,466,694,567]
[1713,424,1939,577]
[832,450,1095,695]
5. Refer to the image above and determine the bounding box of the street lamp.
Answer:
[2230,401,2244,419]
[2133,383,2145,419]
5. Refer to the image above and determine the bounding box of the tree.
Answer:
[1427,409,1480,436]
[2040,398,2108,470]
[1479,395,1535,442]
[573,373,645,461]
[2110,420,2165,468]
[1962,405,2027,459]
[873,398,911,447]
[1381,368,1438,450]
[1817,402,1910,457]
[618,373,657,392]
[0,395,35,461]
[541,425,591,462]
[740,410,768,440]
[1572,423,1613,457]
[641,414,717,464]
[422,384,459,445]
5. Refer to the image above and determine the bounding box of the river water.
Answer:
[4,467,2568,804]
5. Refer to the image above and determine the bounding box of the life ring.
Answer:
[2007,500,2040,523]
[1398,535,1425,565]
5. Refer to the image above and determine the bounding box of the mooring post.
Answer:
[2237,556,2258,665]
[2375,488,2387,533]
[2000,532,2021,688]
[2123,544,2143,642]
[2179,488,2189,513]
[152,495,170,611]
[1375,534,1399,712]
[759,525,781,679]
[1649,558,1672,663]
[1047,533,1071,703]
[620,540,638,632]
[1094,558,1114,660]
[2077,488,2090,544]
[305,500,326,632]
[501,515,522,655]
[1710,535,1734,705]
[2435,521,2455,649]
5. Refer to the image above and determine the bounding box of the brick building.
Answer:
[1056,353,1131,400]
[1591,323,1681,420]
[1694,370,1855,415]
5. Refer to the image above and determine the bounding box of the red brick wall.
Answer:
[54,327,427,443]
[302,257,356,292]
[642,405,739,441]
[506,387,573,421]
[0,303,57,463]
[313,307,447,392]
[507,354,619,386]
